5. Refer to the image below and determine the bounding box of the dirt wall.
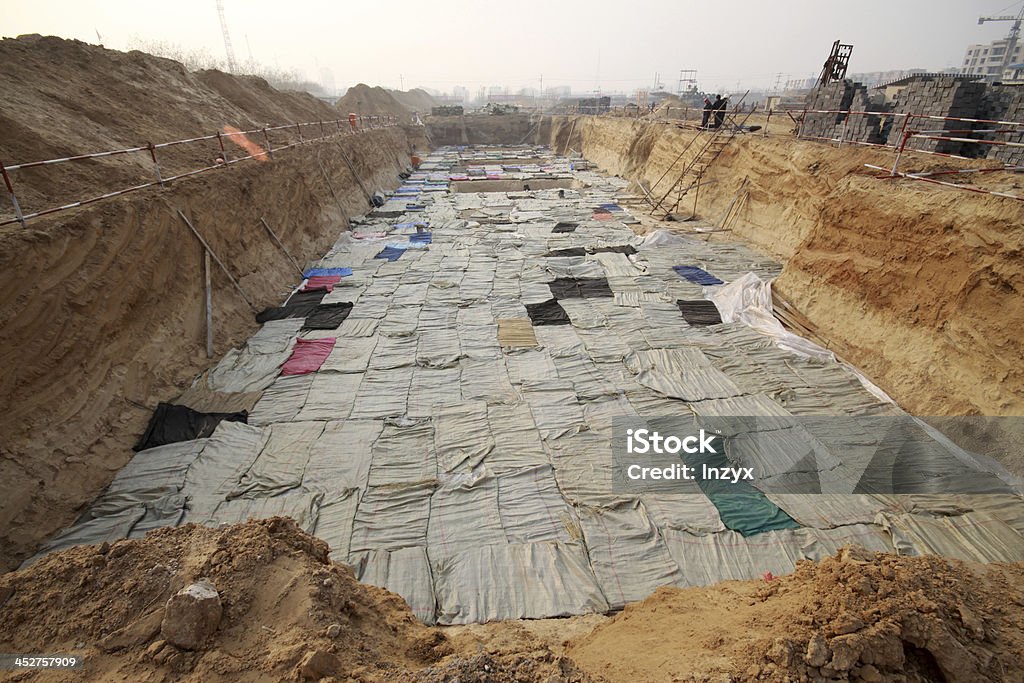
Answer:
[543,115,1024,418]
[0,37,418,571]
[425,114,539,146]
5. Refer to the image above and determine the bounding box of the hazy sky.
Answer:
[2,0,1022,94]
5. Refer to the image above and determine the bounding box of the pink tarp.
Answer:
[302,275,342,292]
[281,337,336,376]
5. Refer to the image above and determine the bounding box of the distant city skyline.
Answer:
[2,0,1021,96]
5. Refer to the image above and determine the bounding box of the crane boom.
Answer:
[216,0,238,74]
[976,5,1024,79]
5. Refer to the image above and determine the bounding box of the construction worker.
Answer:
[701,97,712,128]
[712,95,728,129]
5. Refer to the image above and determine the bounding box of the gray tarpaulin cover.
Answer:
[35,145,1024,625]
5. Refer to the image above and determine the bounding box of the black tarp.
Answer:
[544,247,586,257]
[135,403,247,451]
[551,222,578,233]
[255,289,327,323]
[549,277,614,299]
[543,245,637,258]
[303,302,354,330]
[677,299,723,326]
[525,299,571,326]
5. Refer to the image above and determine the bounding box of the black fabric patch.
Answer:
[677,299,723,326]
[255,289,327,323]
[526,298,571,326]
[544,247,587,257]
[549,277,614,299]
[303,302,354,330]
[544,245,638,258]
[595,244,637,255]
[135,403,247,451]
[551,222,578,233]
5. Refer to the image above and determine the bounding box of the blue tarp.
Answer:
[303,267,353,278]
[396,222,429,231]
[598,203,624,212]
[672,265,724,286]
[406,204,427,211]
[375,246,405,262]
[409,232,433,244]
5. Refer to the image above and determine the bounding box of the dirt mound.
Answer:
[568,547,1024,682]
[0,35,338,216]
[389,88,438,114]
[0,518,598,682]
[336,83,412,118]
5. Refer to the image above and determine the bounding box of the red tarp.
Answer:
[281,337,336,376]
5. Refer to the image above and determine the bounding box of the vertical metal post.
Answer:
[764,109,772,137]
[891,128,912,175]
[175,209,255,308]
[147,142,163,183]
[319,120,325,140]
[216,131,230,161]
[204,250,213,358]
[296,122,303,143]
[838,110,850,148]
[690,170,702,220]
[263,128,274,158]
[0,160,27,228]
[892,113,911,152]
[797,107,808,139]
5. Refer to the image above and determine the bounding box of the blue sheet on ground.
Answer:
[396,222,429,230]
[409,232,432,244]
[672,265,724,286]
[598,203,624,212]
[375,246,405,261]
[406,204,427,211]
[303,267,353,278]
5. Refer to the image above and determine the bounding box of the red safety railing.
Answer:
[779,108,1024,200]
[1,114,401,227]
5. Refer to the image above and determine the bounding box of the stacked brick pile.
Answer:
[978,87,1024,165]
[801,80,887,145]
[886,78,987,154]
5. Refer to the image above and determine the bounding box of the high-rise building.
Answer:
[960,37,1024,80]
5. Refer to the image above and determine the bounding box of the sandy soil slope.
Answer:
[0,37,416,571]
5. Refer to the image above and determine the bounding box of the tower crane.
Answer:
[978,4,1024,78]
[216,0,238,74]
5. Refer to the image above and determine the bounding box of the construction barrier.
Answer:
[1,115,401,228]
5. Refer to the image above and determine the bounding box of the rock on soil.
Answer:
[160,580,223,650]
